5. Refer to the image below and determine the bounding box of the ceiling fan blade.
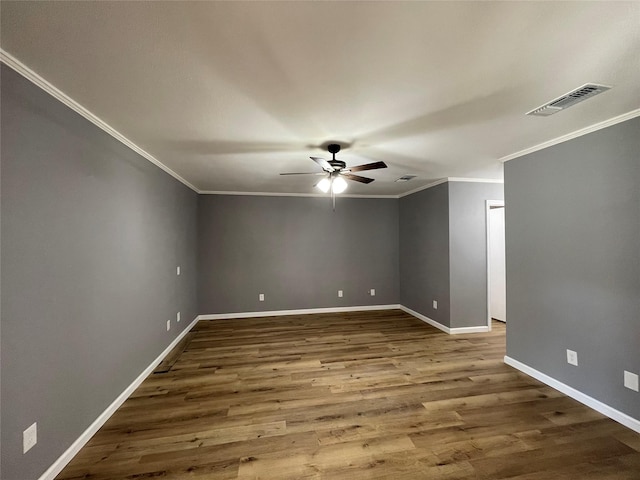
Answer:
[342,173,375,184]
[345,161,388,173]
[279,172,325,176]
[310,156,335,172]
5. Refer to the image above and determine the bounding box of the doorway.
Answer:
[486,200,506,329]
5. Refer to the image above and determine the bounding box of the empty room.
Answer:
[1,2,639,479]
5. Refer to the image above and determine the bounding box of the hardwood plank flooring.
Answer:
[56,310,640,479]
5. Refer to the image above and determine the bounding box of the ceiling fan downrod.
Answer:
[327,144,346,171]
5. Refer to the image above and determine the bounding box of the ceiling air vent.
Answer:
[527,83,611,117]
[395,175,417,183]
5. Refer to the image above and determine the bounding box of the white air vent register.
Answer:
[395,175,417,183]
[527,84,611,117]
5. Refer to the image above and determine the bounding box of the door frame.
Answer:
[486,200,506,331]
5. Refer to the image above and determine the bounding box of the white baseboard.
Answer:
[198,304,488,334]
[398,305,489,334]
[38,317,200,480]
[450,325,490,334]
[504,356,640,434]
[197,304,402,321]
[399,305,450,333]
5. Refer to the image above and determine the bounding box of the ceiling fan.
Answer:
[280,144,387,206]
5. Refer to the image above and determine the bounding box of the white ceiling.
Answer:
[1,1,639,195]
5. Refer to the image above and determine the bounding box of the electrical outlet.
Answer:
[166,320,171,331]
[177,311,181,323]
[259,293,265,302]
[338,290,343,298]
[624,371,639,392]
[433,300,438,310]
[176,266,181,276]
[370,289,376,296]
[566,349,578,366]
[23,422,37,454]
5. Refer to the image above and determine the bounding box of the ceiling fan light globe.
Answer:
[317,177,331,193]
[332,176,348,194]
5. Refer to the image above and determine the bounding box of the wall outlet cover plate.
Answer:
[566,349,578,366]
[624,371,639,391]
[23,422,37,454]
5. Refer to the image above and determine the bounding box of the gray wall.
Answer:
[505,117,640,421]
[449,181,504,328]
[0,65,199,480]
[399,183,451,327]
[198,195,399,313]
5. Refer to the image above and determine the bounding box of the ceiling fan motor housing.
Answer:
[329,160,346,171]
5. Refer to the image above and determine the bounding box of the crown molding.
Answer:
[200,178,504,199]
[198,190,398,198]
[447,177,503,184]
[397,178,448,198]
[500,108,640,163]
[396,177,503,198]
[0,49,200,193]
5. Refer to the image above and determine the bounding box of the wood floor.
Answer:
[56,310,640,479]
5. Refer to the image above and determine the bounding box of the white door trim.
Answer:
[486,200,505,330]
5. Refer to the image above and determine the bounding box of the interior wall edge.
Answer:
[504,356,640,434]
